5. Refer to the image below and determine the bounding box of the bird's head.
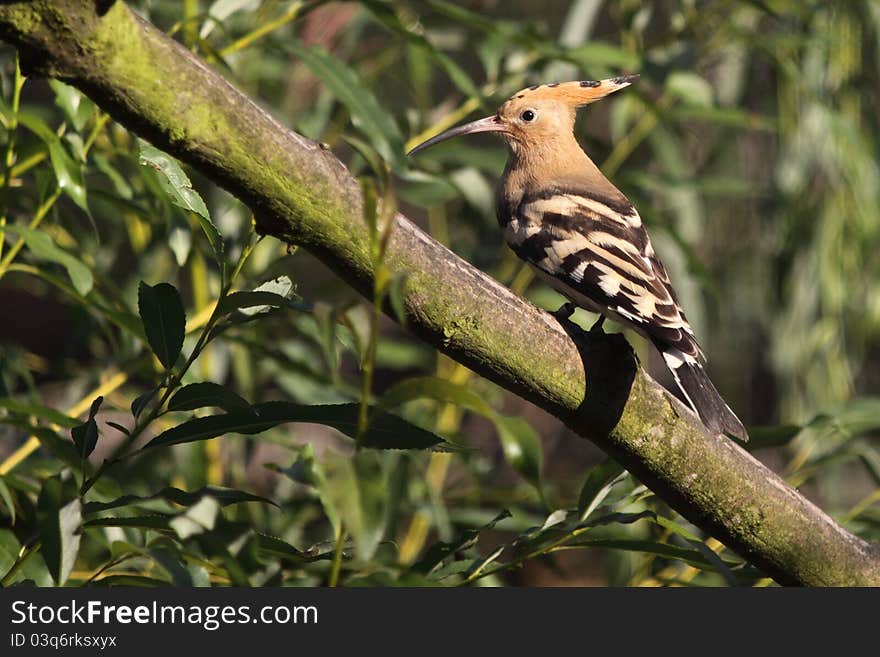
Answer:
[408,75,638,157]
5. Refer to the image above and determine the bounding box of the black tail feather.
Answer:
[662,351,748,442]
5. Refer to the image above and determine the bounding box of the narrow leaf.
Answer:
[0,397,80,428]
[496,416,543,494]
[7,226,93,296]
[323,450,388,562]
[201,0,261,39]
[48,80,96,132]
[83,485,274,514]
[71,419,99,459]
[375,375,494,417]
[0,478,15,524]
[138,281,186,369]
[84,516,171,530]
[36,476,82,585]
[138,140,210,219]
[217,276,299,317]
[578,459,627,522]
[168,382,253,414]
[18,112,88,213]
[143,401,446,450]
[169,496,221,539]
[105,421,131,436]
[131,386,160,419]
[286,42,407,171]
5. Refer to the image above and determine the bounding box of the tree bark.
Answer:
[1,0,877,585]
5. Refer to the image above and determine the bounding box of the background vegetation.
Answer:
[1,0,879,587]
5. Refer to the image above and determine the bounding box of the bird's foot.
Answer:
[552,302,576,321]
[589,315,606,334]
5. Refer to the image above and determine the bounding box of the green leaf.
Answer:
[217,290,296,316]
[376,375,493,417]
[106,421,130,436]
[685,538,740,586]
[554,40,642,69]
[587,510,656,528]
[70,395,103,459]
[0,478,15,524]
[0,529,20,576]
[195,212,224,262]
[0,397,80,428]
[149,547,196,586]
[84,515,171,530]
[266,443,339,536]
[463,545,505,581]
[138,281,186,369]
[666,106,776,131]
[217,276,297,316]
[654,515,703,542]
[83,485,274,514]
[376,376,543,492]
[18,112,88,213]
[138,140,210,219]
[414,509,511,575]
[496,416,543,495]
[29,426,82,470]
[92,153,133,199]
[170,496,221,539]
[360,1,481,98]
[387,272,409,325]
[286,41,407,171]
[666,72,714,108]
[563,538,741,571]
[746,424,802,451]
[322,450,388,562]
[131,387,160,420]
[578,459,627,522]
[36,475,82,585]
[143,401,447,450]
[0,529,52,586]
[255,533,309,563]
[48,80,96,132]
[168,382,253,414]
[168,212,193,266]
[7,226,93,296]
[201,0,261,39]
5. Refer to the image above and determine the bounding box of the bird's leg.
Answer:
[552,302,576,321]
[589,315,606,334]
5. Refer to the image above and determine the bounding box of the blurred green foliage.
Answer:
[0,0,878,587]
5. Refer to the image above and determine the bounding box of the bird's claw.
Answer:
[589,315,606,334]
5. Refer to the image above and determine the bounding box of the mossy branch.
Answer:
[1,0,878,585]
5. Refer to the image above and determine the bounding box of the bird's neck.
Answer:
[499,134,626,214]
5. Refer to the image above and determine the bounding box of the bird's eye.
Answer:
[520,110,536,122]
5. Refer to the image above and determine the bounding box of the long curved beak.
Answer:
[407,115,508,156]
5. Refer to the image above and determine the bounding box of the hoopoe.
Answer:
[409,76,748,441]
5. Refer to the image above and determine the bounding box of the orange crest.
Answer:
[504,75,639,109]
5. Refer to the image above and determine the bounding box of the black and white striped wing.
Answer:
[502,190,704,365]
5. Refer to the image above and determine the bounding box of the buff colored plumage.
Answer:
[409,76,747,441]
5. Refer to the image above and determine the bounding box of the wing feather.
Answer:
[506,190,704,363]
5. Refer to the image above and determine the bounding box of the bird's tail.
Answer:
[660,348,748,442]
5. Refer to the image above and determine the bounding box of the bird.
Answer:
[408,76,748,442]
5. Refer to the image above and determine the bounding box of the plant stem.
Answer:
[327,526,346,587]
[218,2,306,57]
[0,539,40,586]
[0,52,24,263]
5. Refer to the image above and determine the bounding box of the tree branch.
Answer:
[1,0,877,585]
